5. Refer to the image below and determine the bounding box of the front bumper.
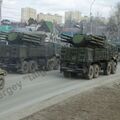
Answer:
[61,66,87,74]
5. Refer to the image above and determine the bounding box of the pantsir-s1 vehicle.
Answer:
[60,34,118,79]
[0,32,61,73]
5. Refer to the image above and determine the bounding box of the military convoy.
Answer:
[0,32,61,73]
[60,34,118,79]
[0,30,118,80]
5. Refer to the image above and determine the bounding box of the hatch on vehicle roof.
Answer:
[73,34,85,44]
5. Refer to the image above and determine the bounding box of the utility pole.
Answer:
[90,0,96,34]
[0,0,2,25]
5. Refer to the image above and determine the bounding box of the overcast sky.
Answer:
[2,0,120,21]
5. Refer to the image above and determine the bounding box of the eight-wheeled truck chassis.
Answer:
[60,47,118,79]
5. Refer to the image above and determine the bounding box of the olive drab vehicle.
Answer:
[0,32,61,73]
[0,68,6,90]
[60,34,118,79]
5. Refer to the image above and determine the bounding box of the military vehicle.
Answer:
[0,32,60,73]
[60,34,118,79]
[0,68,6,90]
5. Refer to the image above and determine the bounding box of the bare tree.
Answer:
[107,2,120,41]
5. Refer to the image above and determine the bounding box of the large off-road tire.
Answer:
[47,60,54,71]
[20,61,29,74]
[53,58,60,70]
[111,61,117,74]
[63,71,71,78]
[93,64,100,78]
[29,61,38,73]
[86,65,94,80]
[104,62,112,75]
[0,76,5,90]
[46,57,60,71]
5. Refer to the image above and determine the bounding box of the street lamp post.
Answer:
[90,0,96,34]
[0,0,2,25]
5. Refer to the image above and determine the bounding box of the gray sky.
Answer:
[2,0,120,21]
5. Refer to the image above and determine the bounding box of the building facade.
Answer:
[21,7,37,23]
[37,13,62,24]
[65,11,81,23]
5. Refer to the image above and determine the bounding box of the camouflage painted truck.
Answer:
[60,34,118,79]
[0,32,60,73]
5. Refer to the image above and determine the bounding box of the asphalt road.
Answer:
[0,65,120,120]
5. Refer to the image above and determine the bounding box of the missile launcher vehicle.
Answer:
[60,34,118,79]
[0,32,61,73]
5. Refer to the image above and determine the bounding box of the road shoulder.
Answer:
[22,80,120,120]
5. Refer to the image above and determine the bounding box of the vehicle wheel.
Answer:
[47,60,54,71]
[53,58,60,70]
[0,76,5,90]
[111,61,117,74]
[21,61,29,74]
[3,70,7,76]
[63,72,71,78]
[29,61,38,73]
[104,62,112,75]
[86,65,94,80]
[93,64,100,78]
